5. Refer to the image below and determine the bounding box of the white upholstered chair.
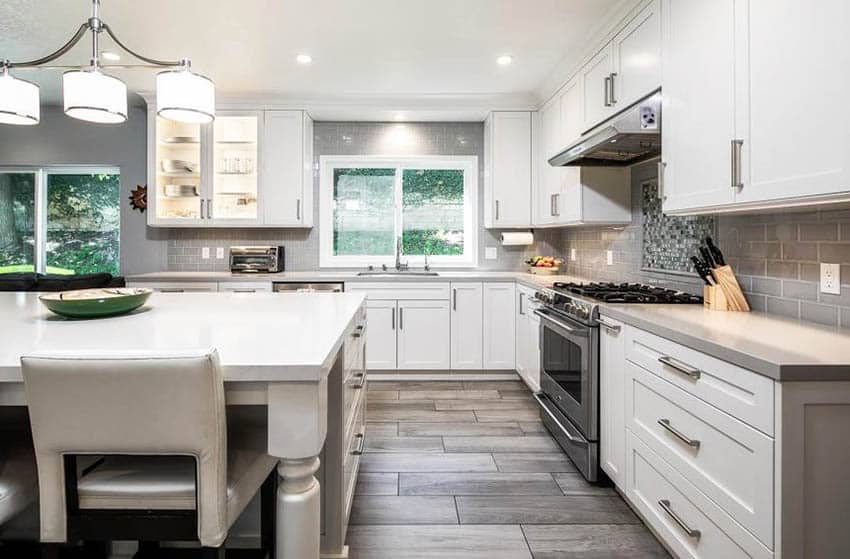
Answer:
[21,349,278,558]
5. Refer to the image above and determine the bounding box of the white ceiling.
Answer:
[0,0,636,120]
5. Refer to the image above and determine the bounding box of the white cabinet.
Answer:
[484,112,533,228]
[127,281,219,293]
[483,283,516,370]
[397,300,450,370]
[365,300,397,370]
[580,45,617,131]
[599,314,626,488]
[535,99,564,226]
[662,0,850,214]
[262,110,314,226]
[450,283,484,370]
[610,0,661,110]
[218,281,272,293]
[515,285,540,392]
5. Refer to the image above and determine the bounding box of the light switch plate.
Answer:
[821,263,840,294]
[216,247,225,259]
[570,248,577,261]
[485,247,498,260]
[202,247,210,260]
[606,250,614,266]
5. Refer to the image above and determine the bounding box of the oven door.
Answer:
[535,308,599,441]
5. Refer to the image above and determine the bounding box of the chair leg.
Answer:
[201,546,225,559]
[41,543,61,559]
[260,471,277,558]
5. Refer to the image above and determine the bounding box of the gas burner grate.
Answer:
[552,282,703,304]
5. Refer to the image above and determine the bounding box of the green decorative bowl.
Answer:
[39,288,152,319]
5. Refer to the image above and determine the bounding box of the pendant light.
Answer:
[63,66,128,124]
[156,60,215,124]
[0,63,40,125]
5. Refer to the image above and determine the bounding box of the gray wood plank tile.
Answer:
[553,473,617,496]
[365,436,444,453]
[475,409,541,422]
[350,496,458,525]
[369,381,464,391]
[519,421,547,434]
[462,380,527,391]
[399,473,562,496]
[366,422,399,437]
[456,496,639,524]
[399,389,501,400]
[493,453,578,473]
[361,452,498,473]
[443,436,560,453]
[356,473,398,496]
[522,524,670,558]
[367,409,476,422]
[348,525,533,559]
[398,422,524,437]
[368,400,436,411]
[368,391,399,400]
[434,399,538,411]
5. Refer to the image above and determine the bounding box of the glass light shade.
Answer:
[63,69,128,124]
[0,72,40,125]
[157,69,215,124]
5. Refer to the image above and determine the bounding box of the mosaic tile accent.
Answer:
[641,180,715,273]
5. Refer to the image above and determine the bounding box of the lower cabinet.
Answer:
[397,300,451,370]
[483,283,517,370]
[450,283,484,369]
[127,281,219,292]
[599,314,625,487]
[515,285,541,391]
[365,300,398,370]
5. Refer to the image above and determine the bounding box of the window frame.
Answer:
[0,165,120,274]
[319,155,478,268]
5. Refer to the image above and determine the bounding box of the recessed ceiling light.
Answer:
[101,51,121,62]
[296,54,313,65]
[496,55,513,66]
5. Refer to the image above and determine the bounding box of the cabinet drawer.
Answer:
[343,398,366,526]
[344,313,366,373]
[346,282,450,301]
[218,282,273,293]
[627,362,774,547]
[130,281,219,293]
[625,431,773,559]
[344,355,366,440]
[625,326,774,435]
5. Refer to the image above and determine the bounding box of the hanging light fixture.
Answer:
[0,0,214,126]
[0,63,40,125]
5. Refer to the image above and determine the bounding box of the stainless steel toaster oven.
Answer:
[229,246,285,273]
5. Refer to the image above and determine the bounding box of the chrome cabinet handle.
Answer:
[453,288,457,311]
[731,139,744,189]
[657,161,666,201]
[296,199,302,220]
[159,288,185,293]
[604,76,612,107]
[597,317,621,333]
[495,200,500,220]
[232,289,256,293]
[351,433,365,456]
[519,292,525,315]
[352,324,365,338]
[657,355,702,380]
[658,499,701,540]
[199,198,205,219]
[350,372,366,389]
[550,193,556,216]
[391,308,396,330]
[399,307,403,330]
[550,193,560,217]
[609,72,618,104]
[658,418,701,448]
[207,198,213,219]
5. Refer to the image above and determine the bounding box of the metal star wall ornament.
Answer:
[129,184,147,212]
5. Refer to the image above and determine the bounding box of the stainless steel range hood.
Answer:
[549,90,661,167]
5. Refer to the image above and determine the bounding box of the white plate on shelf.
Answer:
[162,136,199,144]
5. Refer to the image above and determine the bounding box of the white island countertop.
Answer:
[0,291,365,383]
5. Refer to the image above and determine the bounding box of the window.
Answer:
[0,167,120,275]
[320,156,478,267]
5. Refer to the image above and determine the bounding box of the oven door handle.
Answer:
[533,392,587,446]
[534,309,589,336]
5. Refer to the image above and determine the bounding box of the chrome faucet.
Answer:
[395,236,408,271]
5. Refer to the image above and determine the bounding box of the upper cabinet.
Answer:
[147,104,313,228]
[484,111,533,228]
[661,0,850,214]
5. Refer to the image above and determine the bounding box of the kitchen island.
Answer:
[0,291,368,559]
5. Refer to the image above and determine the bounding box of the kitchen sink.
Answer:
[356,271,440,277]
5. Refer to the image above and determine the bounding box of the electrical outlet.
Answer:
[216,247,225,259]
[606,250,614,266]
[485,247,498,260]
[570,248,577,262]
[201,247,210,260]
[821,263,840,295]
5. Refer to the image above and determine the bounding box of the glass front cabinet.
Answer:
[146,103,313,228]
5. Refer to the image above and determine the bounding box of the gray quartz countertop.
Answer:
[600,303,850,382]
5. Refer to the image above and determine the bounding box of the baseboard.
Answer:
[369,370,520,381]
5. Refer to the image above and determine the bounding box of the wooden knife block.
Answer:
[703,265,750,312]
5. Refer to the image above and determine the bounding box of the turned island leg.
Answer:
[276,457,321,559]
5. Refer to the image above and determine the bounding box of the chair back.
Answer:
[21,350,227,545]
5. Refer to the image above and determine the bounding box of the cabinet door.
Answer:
[526,312,541,392]
[736,0,850,205]
[450,283,483,369]
[516,291,529,379]
[397,300,450,370]
[262,111,308,226]
[483,283,516,370]
[580,45,616,131]
[366,300,397,370]
[149,112,204,225]
[599,316,626,488]
[208,111,262,225]
[535,100,561,226]
[558,78,585,224]
[485,112,532,228]
[611,0,661,109]
[661,0,737,213]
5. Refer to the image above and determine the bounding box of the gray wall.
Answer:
[165,121,560,272]
[0,105,167,275]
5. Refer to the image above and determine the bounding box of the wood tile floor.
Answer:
[350,380,670,559]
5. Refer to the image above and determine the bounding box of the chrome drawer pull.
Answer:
[658,499,701,540]
[657,355,701,380]
[658,418,700,449]
[352,324,365,338]
[597,318,621,333]
[351,372,366,389]
[351,433,365,456]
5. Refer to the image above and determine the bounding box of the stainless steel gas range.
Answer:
[532,282,703,482]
